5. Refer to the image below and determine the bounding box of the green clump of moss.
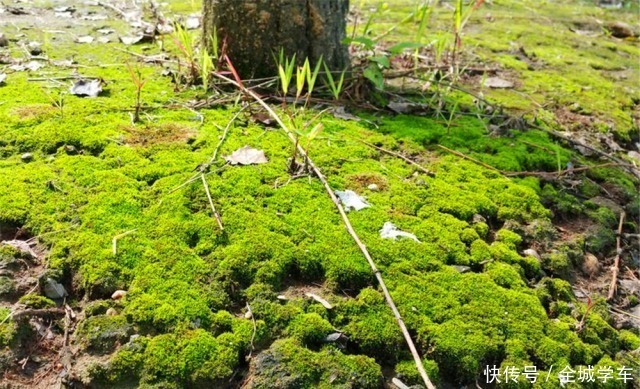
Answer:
[395,359,439,386]
[542,252,570,278]
[619,330,640,350]
[0,308,15,347]
[485,261,526,289]
[335,288,404,361]
[18,294,55,309]
[286,313,334,346]
[75,315,133,353]
[0,276,14,295]
[495,229,523,250]
[84,300,114,317]
[250,338,382,388]
[473,222,490,238]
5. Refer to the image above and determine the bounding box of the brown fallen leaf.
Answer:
[225,146,268,165]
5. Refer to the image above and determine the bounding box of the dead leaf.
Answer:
[379,222,420,242]
[70,79,102,98]
[186,15,200,30]
[483,77,514,89]
[251,112,276,127]
[305,293,333,309]
[225,146,268,165]
[335,190,370,211]
[331,106,360,121]
[76,35,94,44]
[119,35,144,45]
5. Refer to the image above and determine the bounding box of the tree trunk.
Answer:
[203,0,350,80]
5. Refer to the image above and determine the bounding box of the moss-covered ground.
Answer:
[0,0,638,388]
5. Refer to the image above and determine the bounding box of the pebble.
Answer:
[523,249,541,261]
[111,290,127,300]
[106,308,118,316]
[453,265,471,273]
[21,152,33,162]
[607,21,634,38]
[367,183,379,191]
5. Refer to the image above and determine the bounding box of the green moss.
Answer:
[542,252,570,278]
[0,276,14,295]
[250,338,382,388]
[335,288,404,361]
[485,262,526,289]
[395,359,439,386]
[18,294,56,309]
[0,308,15,347]
[287,313,334,347]
[495,229,523,250]
[75,315,133,353]
[619,330,640,351]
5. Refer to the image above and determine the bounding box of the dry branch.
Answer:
[362,141,435,177]
[607,212,626,301]
[212,72,436,389]
[201,175,224,230]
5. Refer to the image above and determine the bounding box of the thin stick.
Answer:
[246,302,257,357]
[212,72,436,389]
[607,212,626,301]
[362,140,435,177]
[112,229,137,256]
[201,174,224,230]
[209,105,248,165]
[438,144,502,173]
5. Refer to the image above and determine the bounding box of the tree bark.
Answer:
[203,0,350,80]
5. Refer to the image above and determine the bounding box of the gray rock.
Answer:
[472,214,487,224]
[43,277,67,299]
[21,153,33,162]
[453,265,471,273]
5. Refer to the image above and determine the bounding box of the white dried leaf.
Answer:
[483,77,514,89]
[119,35,144,45]
[335,190,370,211]
[305,292,333,309]
[225,146,268,165]
[186,15,200,30]
[379,222,420,242]
[1,239,38,258]
[70,79,102,97]
[76,35,94,43]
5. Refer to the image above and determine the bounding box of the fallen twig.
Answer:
[201,175,224,230]
[361,140,435,177]
[212,71,436,389]
[112,229,137,256]
[246,302,257,357]
[437,145,625,179]
[209,105,248,165]
[607,212,626,301]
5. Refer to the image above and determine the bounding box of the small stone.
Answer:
[453,265,471,273]
[43,278,67,299]
[0,34,8,47]
[472,214,487,224]
[367,183,379,191]
[111,290,127,300]
[276,295,287,301]
[21,152,33,162]
[607,21,634,38]
[28,42,42,56]
[63,145,77,155]
[106,308,118,316]
[523,249,541,261]
[581,253,601,277]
